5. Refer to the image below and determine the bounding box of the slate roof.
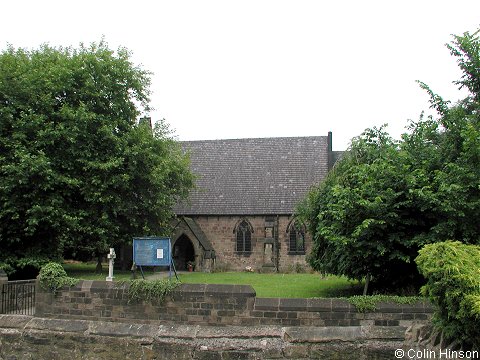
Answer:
[174,136,331,215]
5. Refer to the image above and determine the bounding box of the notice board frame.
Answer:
[132,236,177,279]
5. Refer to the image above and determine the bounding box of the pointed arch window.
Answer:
[235,220,252,253]
[288,221,305,255]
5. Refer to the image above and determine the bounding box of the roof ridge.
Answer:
[179,135,327,143]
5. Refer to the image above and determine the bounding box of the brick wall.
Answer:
[192,215,312,272]
[36,281,433,328]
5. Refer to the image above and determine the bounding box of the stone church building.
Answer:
[171,133,341,272]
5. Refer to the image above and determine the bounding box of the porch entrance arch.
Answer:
[173,234,195,271]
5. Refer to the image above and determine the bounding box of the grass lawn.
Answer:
[62,262,134,281]
[178,272,363,298]
[63,262,363,298]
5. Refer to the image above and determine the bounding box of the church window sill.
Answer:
[234,251,253,257]
[288,251,306,256]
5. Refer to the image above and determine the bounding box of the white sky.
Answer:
[2,1,479,150]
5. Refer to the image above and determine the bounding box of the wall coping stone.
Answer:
[254,297,280,311]
[0,315,420,359]
[25,317,89,333]
[307,298,333,312]
[253,297,432,313]
[0,315,32,329]
[279,298,309,311]
[60,281,257,298]
[375,301,434,313]
[283,325,407,342]
[0,315,413,343]
[179,284,256,297]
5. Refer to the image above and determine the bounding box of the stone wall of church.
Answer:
[191,215,312,272]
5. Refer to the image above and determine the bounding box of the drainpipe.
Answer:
[275,215,280,272]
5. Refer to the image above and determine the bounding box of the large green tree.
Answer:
[299,28,480,291]
[300,127,427,290]
[0,42,194,275]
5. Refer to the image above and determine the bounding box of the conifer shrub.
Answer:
[416,241,480,349]
[38,262,78,293]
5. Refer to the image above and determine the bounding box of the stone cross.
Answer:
[106,248,116,282]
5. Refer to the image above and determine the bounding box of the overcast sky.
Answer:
[2,1,479,150]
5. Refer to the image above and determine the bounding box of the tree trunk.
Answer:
[363,273,371,295]
[95,256,103,274]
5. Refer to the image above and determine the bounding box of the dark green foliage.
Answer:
[0,41,194,274]
[299,28,480,291]
[346,295,424,313]
[127,279,180,304]
[38,262,78,293]
[300,126,428,288]
[416,241,480,348]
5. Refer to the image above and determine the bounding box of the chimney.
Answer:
[139,116,152,129]
[327,131,333,170]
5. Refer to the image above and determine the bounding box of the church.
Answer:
[171,132,341,272]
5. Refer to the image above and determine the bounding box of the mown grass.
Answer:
[178,272,363,298]
[63,262,363,298]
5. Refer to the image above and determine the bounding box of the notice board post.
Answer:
[132,237,177,280]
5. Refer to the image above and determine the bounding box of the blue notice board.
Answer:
[133,237,171,266]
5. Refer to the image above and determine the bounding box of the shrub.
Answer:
[0,263,15,277]
[127,279,180,304]
[38,262,78,293]
[416,241,480,349]
[346,295,423,313]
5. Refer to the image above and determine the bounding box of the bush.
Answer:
[127,279,180,304]
[38,262,78,293]
[347,295,424,313]
[0,263,14,277]
[416,241,480,349]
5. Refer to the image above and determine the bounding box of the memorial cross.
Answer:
[106,247,116,282]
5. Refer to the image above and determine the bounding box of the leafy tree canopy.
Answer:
[299,28,480,291]
[0,41,194,275]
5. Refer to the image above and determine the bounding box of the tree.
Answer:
[299,28,480,291]
[300,127,427,290]
[0,41,194,276]
[402,30,480,247]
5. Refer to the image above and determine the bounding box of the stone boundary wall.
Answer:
[0,315,415,359]
[35,281,433,328]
